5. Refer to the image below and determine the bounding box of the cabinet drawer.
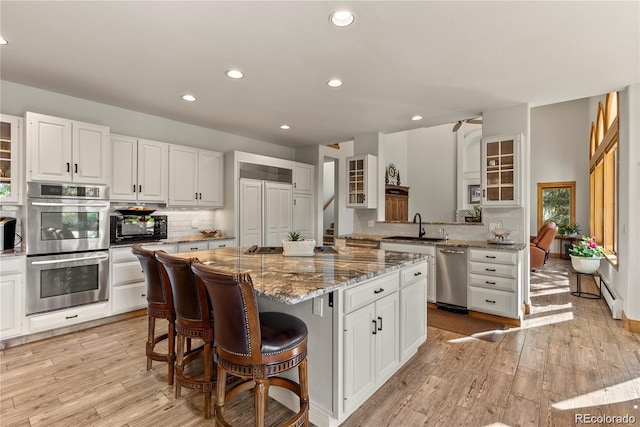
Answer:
[344,273,399,314]
[468,286,516,318]
[110,247,136,263]
[0,257,25,274]
[468,273,516,292]
[112,260,144,284]
[469,249,516,265]
[28,302,109,333]
[178,242,209,252]
[112,282,147,313]
[401,262,428,288]
[469,261,517,279]
[209,239,236,249]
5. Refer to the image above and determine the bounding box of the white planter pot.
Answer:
[282,239,316,257]
[570,255,601,274]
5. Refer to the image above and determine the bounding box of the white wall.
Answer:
[1,80,294,159]
[381,131,408,186]
[530,99,590,235]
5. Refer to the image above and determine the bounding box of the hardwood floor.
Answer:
[1,258,639,426]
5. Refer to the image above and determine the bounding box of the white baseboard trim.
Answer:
[600,276,623,319]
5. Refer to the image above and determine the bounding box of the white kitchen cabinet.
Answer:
[399,262,427,362]
[264,182,293,246]
[111,135,168,203]
[343,272,399,413]
[0,256,25,339]
[28,302,110,333]
[110,244,176,315]
[208,239,236,249]
[467,248,521,319]
[346,154,377,209]
[239,179,263,246]
[0,115,22,203]
[293,193,314,241]
[293,163,313,194]
[481,134,522,207]
[26,112,110,184]
[168,146,223,207]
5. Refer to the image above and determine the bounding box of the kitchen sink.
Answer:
[381,236,445,242]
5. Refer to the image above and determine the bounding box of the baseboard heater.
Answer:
[600,276,623,319]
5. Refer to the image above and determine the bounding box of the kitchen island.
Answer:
[173,246,429,427]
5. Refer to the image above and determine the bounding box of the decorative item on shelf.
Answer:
[569,236,605,273]
[199,229,220,237]
[283,231,316,257]
[385,163,400,185]
[468,184,481,204]
[558,223,581,236]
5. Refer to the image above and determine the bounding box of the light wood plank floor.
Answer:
[1,259,639,426]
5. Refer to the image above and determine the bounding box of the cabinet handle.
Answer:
[485,281,496,285]
[66,162,70,172]
[485,268,496,272]
[139,185,142,193]
[294,182,297,188]
[485,299,496,304]
[74,163,78,173]
[372,319,377,335]
[195,193,198,200]
[377,316,383,331]
[65,314,78,319]
[133,185,137,192]
[219,245,226,248]
[414,271,422,276]
[374,288,384,294]
[483,189,486,197]
[485,255,496,259]
[199,193,202,199]
[141,294,146,297]
[293,199,296,205]
[190,247,198,250]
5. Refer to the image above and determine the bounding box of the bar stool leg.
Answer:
[167,320,175,386]
[203,340,213,419]
[215,364,227,422]
[146,315,156,371]
[175,334,184,398]
[254,379,266,427]
[299,359,309,427]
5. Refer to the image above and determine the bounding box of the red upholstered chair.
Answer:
[191,263,309,427]
[131,244,175,385]
[155,251,215,419]
[530,222,558,271]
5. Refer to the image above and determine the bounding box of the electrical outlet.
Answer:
[367,220,375,228]
[312,297,324,317]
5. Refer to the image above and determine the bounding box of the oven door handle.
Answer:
[30,202,110,208]
[31,253,109,265]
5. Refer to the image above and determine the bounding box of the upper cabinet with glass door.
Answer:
[0,115,22,204]
[346,154,377,208]
[481,134,522,207]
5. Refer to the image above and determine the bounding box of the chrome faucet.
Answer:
[413,213,426,239]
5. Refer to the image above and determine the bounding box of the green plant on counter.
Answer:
[287,230,302,241]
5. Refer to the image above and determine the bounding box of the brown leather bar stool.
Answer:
[131,244,175,386]
[191,263,309,427]
[155,251,215,419]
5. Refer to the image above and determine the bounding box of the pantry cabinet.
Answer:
[293,163,313,194]
[26,112,110,184]
[0,114,22,203]
[111,135,168,202]
[481,134,522,207]
[168,146,223,207]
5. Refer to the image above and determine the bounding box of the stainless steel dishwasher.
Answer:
[436,247,468,312]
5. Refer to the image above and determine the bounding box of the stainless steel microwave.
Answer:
[110,213,167,244]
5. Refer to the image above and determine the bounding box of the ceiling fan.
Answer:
[452,117,483,132]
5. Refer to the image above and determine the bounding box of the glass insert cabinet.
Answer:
[346,154,377,208]
[481,134,521,206]
[0,115,22,203]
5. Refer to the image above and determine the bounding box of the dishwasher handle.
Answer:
[439,249,466,255]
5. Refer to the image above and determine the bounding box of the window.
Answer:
[589,92,619,267]
[537,181,576,230]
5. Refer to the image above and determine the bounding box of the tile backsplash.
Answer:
[153,208,220,238]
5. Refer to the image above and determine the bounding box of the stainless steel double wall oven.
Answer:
[25,182,110,315]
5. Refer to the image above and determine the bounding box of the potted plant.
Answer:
[282,231,316,257]
[569,236,606,273]
[558,223,581,236]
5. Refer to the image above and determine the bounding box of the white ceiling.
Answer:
[1,1,638,148]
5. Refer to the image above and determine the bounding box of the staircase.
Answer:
[323,223,335,246]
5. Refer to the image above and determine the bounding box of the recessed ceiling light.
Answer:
[226,69,244,79]
[280,125,291,130]
[182,94,196,102]
[330,11,354,27]
[327,79,343,88]
[411,115,423,121]
[0,37,8,45]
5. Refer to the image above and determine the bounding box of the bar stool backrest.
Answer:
[131,244,171,309]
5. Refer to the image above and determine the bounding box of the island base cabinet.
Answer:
[400,279,427,362]
[343,291,399,414]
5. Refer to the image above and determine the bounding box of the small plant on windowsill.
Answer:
[558,223,581,236]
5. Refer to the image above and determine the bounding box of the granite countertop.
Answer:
[110,234,235,248]
[341,234,526,251]
[172,246,427,305]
